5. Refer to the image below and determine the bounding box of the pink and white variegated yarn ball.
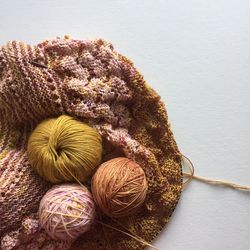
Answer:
[39,184,95,241]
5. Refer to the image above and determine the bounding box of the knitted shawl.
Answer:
[0,37,182,250]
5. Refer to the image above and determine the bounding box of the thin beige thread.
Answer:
[97,220,159,250]
[182,154,250,191]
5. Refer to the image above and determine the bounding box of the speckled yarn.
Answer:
[39,184,95,241]
[0,37,182,250]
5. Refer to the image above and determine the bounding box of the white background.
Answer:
[0,1,250,249]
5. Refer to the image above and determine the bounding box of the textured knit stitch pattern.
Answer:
[0,37,182,250]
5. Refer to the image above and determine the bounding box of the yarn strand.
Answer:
[182,154,250,191]
[97,220,159,250]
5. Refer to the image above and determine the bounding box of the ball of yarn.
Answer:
[39,184,95,241]
[27,115,102,183]
[91,157,148,218]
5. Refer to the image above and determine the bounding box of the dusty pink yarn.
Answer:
[39,184,95,241]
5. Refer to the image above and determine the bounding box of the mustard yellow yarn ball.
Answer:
[27,115,102,183]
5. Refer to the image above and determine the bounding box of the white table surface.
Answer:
[1,1,250,249]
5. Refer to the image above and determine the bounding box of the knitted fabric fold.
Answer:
[0,37,182,250]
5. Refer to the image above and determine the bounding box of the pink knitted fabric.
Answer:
[0,37,182,250]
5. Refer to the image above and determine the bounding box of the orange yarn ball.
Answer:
[91,157,148,218]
